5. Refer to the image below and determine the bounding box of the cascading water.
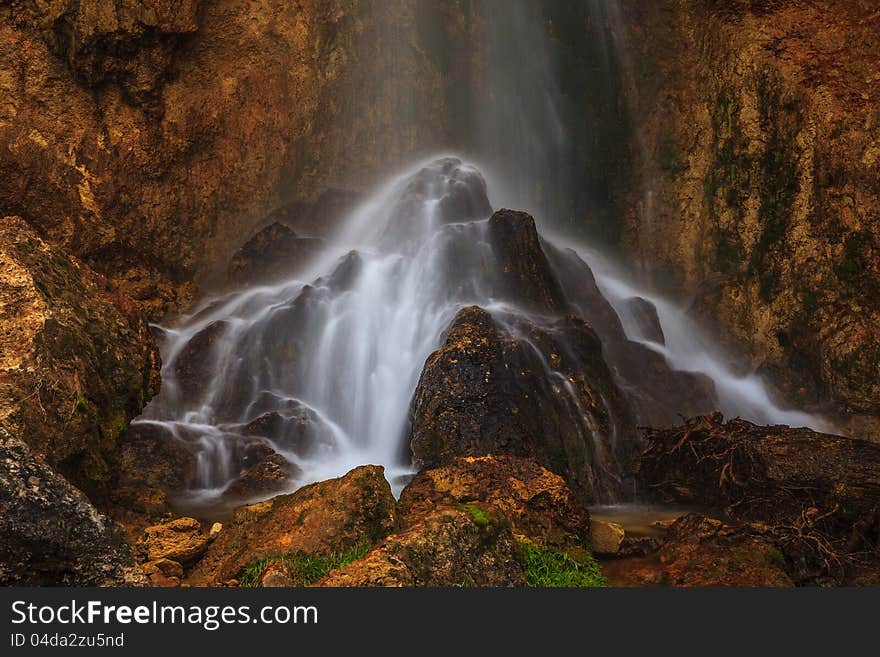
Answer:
[134,1,831,514]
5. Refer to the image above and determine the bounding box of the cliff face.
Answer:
[618,0,880,438]
[1,0,454,318]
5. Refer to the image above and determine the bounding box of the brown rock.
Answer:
[114,422,197,492]
[590,519,625,555]
[139,517,210,564]
[222,441,300,502]
[187,465,397,585]
[0,217,160,496]
[410,305,639,502]
[399,455,590,547]
[318,506,525,587]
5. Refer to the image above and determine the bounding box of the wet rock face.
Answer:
[319,505,526,587]
[0,217,160,495]
[488,209,568,314]
[227,223,324,287]
[409,305,639,503]
[619,1,880,438]
[187,465,397,585]
[113,423,196,492]
[0,430,145,586]
[399,455,590,548]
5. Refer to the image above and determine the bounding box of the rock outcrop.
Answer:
[186,465,397,585]
[0,430,145,586]
[0,1,458,318]
[0,216,160,496]
[410,305,639,502]
[227,223,324,288]
[399,455,590,547]
[618,0,880,439]
[318,505,526,587]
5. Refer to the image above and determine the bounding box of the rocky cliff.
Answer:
[1,0,456,318]
[616,0,880,439]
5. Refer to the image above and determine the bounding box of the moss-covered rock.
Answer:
[0,216,160,496]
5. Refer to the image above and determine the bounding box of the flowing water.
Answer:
[135,1,831,513]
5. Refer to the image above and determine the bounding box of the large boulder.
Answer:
[0,216,160,496]
[409,305,639,502]
[186,465,397,585]
[0,430,145,586]
[318,505,526,587]
[137,517,210,564]
[399,455,590,548]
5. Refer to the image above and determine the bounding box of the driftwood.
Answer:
[638,413,880,584]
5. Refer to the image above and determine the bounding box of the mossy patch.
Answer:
[462,503,492,527]
[238,543,371,587]
[519,541,606,588]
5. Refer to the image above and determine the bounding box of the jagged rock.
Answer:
[410,305,639,502]
[138,517,210,564]
[260,564,295,587]
[172,320,230,405]
[142,557,183,587]
[187,465,397,585]
[624,296,665,344]
[590,519,626,555]
[221,440,300,501]
[0,217,160,496]
[488,209,567,314]
[399,455,590,547]
[318,506,525,587]
[0,430,145,586]
[227,222,324,287]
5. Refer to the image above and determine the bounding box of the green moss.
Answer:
[519,541,607,588]
[463,503,491,528]
[238,543,371,587]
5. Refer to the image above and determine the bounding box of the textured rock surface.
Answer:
[318,506,526,587]
[187,465,396,585]
[618,0,880,438]
[227,223,324,287]
[602,514,792,588]
[399,455,590,547]
[0,429,145,586]
[638,413,880,583]
[137,516,210,564]
[0,1,458,318]
[410,305,639,502]
[0,216,159,495]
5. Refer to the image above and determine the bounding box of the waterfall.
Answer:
[134,1,830,512]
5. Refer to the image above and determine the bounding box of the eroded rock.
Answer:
[138,517,210,564]
[187,465,397,585]
[399,455,590,547]
[227,223,324,287]
[410,305,639,502]
[318,506,525,587]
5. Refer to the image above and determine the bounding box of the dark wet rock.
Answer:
[488,209,568,314]
[172,320,229,405]
[241,407,328,457]
[400,455,590,548]
[625,296,665,344]
[187,465,397,585]
[113,422,197,492]
[0,430,145,586]
[410,305,639,503]
[638,413,880,583]
[227,222,324,287]
[0,217,160,496]
[222,439,300,501]
[318,505,525,587]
